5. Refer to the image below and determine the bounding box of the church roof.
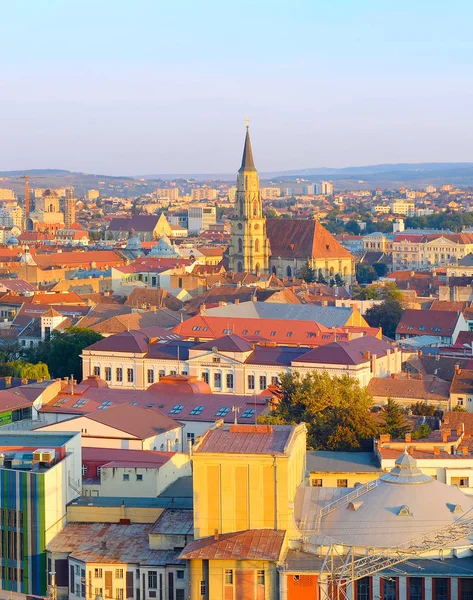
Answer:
[266,219,353,259]
[239,127,257,172]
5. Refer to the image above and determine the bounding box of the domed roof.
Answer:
[149,235,181,258]
[147,374,211,394]
[82,375,109,389]
[7,235,19,246]
[126,233,143,251]
[299,452,473,548]
[42,188,58,198]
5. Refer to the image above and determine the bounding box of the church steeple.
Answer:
[239,124,256,172]
[228,122,270,276]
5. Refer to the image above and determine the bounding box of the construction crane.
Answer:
[318,510,473,600]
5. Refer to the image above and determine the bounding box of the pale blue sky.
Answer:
[1,0,473,175]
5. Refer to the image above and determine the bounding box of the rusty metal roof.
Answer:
[47,522,184,566]
[194,424,296,455]
[180,529,285,561]
[150,509,194,536]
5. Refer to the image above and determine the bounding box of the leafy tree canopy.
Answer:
[298,261,316,283]
[364,283,405,339]
[379,398,411,439]
[22,327,103,381]
[258,371,378,450]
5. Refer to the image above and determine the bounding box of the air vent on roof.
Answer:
[398,505,412,516]
[347,501,363,511]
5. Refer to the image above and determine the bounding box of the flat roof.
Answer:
[306,451,382,473]
[0,431,78,448]
[69,496,193,509]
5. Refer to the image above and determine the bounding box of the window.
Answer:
[123,474,130,481]
[254,329,260,335]
[226,373,234,389]
[241,409,255,419]
[216,407,230,417]
[105,367,112,381]
[116,368,123,382]
[337,479,348,488]
[127,368,134,383]
[271,376,279,386]
[287,331,293,337]
[248,375,255,390]
[200,581,206,596]
[170,404,185,414]
[187,432,195,445]
[242,329,248,335]
[147,369,154,384]
[458,397,464,406]
[212,357,221,363]
[257,570,265,586]
[259,375,267,390]
[460,478,469,487]
[97,466,102,476]
[158,370,165,378]
[148,572,158,589]
[202,372,209,384]
[270,331,276,336]
[176,591,185,600]
[224,570,233,585]
[176,570,184,580]
[357,577,371,600]
[460,579,473,600]
[82,465,88,476]
[136,474,143,482]
[384,578,397,600]
[93,366,100,377]
[94,589,103,598]
[115,569,124,579]
[94,569,103,578]
[116,590,124,600]
[312,478,323,487]
[214,372,222,387]
[190,405,204,415]
[409,578,423,600]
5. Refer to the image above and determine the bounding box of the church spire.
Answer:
[239,121,257,173]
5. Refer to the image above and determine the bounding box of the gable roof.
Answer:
[194,334,253,353]
[266,219,352,259]
[194,424,296,455]
[109,215,161,232]
[368,376,450,402]
[396,309,463,337]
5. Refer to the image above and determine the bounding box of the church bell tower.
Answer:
[228,123,270,275]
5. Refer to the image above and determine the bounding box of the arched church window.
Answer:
[255,263,260,276]
[253,201,258,216]
[238,238,243,253]
[329,266,334,276]
[238,261,243,273]
[343,266,348,276]
[272,266,277,275]
[287,266,292,277]
[255,239,260,252]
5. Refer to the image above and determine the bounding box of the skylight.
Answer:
[190,405,204,415]
[169,404,185,414]
[241,409,256,419]
[215,407,230,417]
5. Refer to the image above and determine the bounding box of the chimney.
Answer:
[379,434,391,443]
[391,373,396,379]
[434,446,440,456]
[442,430,450,443]
[21,378,28,385]
[405,433,412,443]
[234,299,240,305]
[213,529,219,541]
[4,376,11,388]
[457,424,464,436]
[406,373,411,380]
[418,373,423,380]
[363,351,371,360]
[455,364,460,373]
[462,446,469,456]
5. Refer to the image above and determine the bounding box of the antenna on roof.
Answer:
[177,345,180,374]
[232,405,240,425]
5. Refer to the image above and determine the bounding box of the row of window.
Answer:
[94,366,134,383]
[356,576,462,600]
[311,479,348,488]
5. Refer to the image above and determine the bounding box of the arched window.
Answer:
[237,261,243,273]
[255,239,260,252]
[287,266,292,277]
[238,238,243,253]
[255,263,260,275]
[343,266,348,276]
[253,201,258,216]
[329,266,334,276]
[272,266,277,275]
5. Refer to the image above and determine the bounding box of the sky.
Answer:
[1,0,473,176]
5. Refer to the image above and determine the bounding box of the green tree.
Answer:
[365,284,404,339]
[356,264,377,284]
[345,220,361,235]
[352,285,381,300]
[316,272,328,285]
[452,405,467,412]
[334,273,345,287]
[372,262,388,278]
[380,398,411,439]
[298,261,316,283]
[22,327,103,381]
[258,371,378,450]
[410,401,442,417]
[7,361,50,380]
[412,422,431,439]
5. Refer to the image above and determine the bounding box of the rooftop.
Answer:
[306,451,382,473]
[194,424,300,455]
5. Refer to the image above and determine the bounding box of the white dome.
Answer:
[149,235,180,258]
[126,234,143,251]
[296,451,473,549]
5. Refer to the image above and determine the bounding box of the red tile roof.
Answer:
[396,308,463,337]
[179,529,285,561]
[266,219,352,259]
